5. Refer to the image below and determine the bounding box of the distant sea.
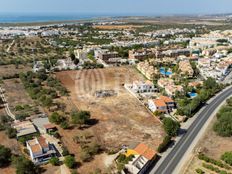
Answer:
[0,13,121,23]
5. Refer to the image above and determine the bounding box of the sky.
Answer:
[0,0,232,15]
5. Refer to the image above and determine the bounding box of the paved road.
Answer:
[150,86,232,174]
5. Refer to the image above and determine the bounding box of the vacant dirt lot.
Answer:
[56,67,164,149]
[56,66,164,173]
[93,25,144,30]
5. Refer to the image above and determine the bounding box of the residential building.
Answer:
[94,49,120,63]
[74,49,88,64]
[132,81,157,93]
[178,60,194,77]
[137,61,158,80]
[32,117,56,134]
[27,136,57,164]
[197,58,211,68]
[129,49,155,60]
[124,143,157,174]
[148,99,168,113]
[13,121,37,138]
[159,96,175,111]
[188,81,203,88]
[157,78,174,88]
[202,48,217,57]
[162,49,191,58]
[165,85,183,97]
[148,96,175,113]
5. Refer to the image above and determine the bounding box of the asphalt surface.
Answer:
[151,86,232,174]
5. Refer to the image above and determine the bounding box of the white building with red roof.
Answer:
[26,136,57,164]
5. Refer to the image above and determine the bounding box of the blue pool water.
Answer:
[160,67,172,76]
[188,92,197,98]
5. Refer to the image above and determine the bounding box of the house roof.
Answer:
[43,123,56,130]
[154,99,166,107]
[134,143,156,160]
[159,96,174,103]
[32,117,49,131]
[38,136,49,149]
[13,121,37,137]
[31,144,42,154]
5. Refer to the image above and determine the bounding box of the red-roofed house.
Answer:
[148,96,176,113]
[124,143,157,174]
[26,136,57,164]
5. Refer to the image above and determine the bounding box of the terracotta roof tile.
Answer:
[159,96,174,103]
[38,136,49,149]
[134,143,156,160]
[31,144,41,154]
[44,123,56,130]
[154,99,166,107]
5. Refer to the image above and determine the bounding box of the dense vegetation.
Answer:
[12,156,42,174]
[214,97,232,137]
[116,154,134,171]
[177,78,222,117]
[221,152,232,166]
[198,153,231,170]
[64,155,76,169]
[0,145,12,168]
[157,135,172,153]
[163,117,180,137]
[19,71,68,110]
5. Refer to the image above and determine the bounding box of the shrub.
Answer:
[60,121,70,129]
[221,152,232,166]
[163,118,180,137]
[0,145,12,167]
[64,155,76,169]
[198,153,231,170]
[62,146,70,156]
[49,157,60,166]
[71,111,91,127]
[12,156,41,174]
[80,150,92,162]
[213,112,232,137]
[157,135,172,153]
[49,112,65,125]
[195,168,205,174]
[213,97,232,137]
[6,127,17,138]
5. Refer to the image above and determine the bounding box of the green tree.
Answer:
[6,127,17,138]
[0,145,12,167]
[213,113,232,137]
[64,155,76,169]
[12,156,41,174]
[70,53,76,61]
[157,135,172,153]
[49,112,65,125]
[163,118,180,137]
[49,157,60,166]
[71,111,91,127]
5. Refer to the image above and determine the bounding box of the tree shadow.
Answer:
[178,128,187,136]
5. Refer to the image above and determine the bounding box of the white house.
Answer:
[148,96,175,113]
[132,81,157,93]
[148,99,167,113]
[27,136,57,165]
